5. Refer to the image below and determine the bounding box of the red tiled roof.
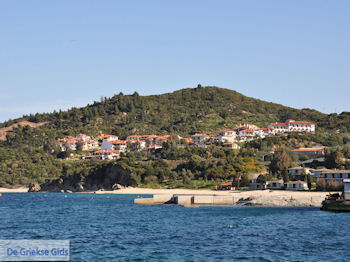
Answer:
[184,138,193,143]
[191,134,209,137]
[270,123,288,126]
[292,148,324,152]
[94,150,119,154]
[103,135,118,138]
[240,129,254,133]
[157,135,170,140]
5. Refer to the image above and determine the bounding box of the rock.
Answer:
[112,184,124,190]
[28,183,41,192]
[60,190,65,193]
[65,190,73,193]
[76,183,84,192]
[38,163,138,192]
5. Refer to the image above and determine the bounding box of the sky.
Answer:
[0,1,349,122]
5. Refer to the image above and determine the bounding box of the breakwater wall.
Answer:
[134,194,236,207]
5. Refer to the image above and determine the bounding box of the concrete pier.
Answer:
[134,194,173,205]
[134,194,235,206]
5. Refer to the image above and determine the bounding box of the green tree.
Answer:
[269,149,291,177]
[76,142,84,153]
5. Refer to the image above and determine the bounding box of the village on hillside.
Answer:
[55,118,350,191]
[57,119,316,160]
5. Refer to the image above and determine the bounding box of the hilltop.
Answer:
[1,86,349,140]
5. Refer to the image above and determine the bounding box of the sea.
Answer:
[0,193,349,262]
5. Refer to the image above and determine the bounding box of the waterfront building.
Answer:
[313,169,350,182]
[285,181,308,191]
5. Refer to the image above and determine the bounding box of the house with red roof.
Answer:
[217,129,236,143]
[190,134,209,145]
[268,119,315,134]
[291,147,325,156]
[58,135,98,152]
[92,150,120,160]
[102,140,127,152]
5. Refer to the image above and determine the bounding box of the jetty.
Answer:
[134,194,236,207]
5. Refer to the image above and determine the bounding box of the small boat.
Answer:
[321,179,350,212]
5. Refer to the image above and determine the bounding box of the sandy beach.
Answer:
[0,187,28,193]
[94,187,331,207]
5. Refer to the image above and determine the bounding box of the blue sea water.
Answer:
[0,193,349,262]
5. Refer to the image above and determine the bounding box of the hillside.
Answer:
[0,120,48,141]
[0,85,349,188]
[1,86,349,141]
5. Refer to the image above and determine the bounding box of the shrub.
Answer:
[316,178,326,191]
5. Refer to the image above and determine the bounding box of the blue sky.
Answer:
[0,1,349,122]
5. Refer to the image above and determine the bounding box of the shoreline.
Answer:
[0,187,28,193]
[0,187,332,207]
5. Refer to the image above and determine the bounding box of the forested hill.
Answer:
[0,85,349,187]
[1,85,350,140]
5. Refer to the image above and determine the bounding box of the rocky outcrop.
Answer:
[112,184,125,190]
[28,182,41,192]
[37,163,138,192]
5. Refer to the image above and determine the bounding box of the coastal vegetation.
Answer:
[0,86,349,189]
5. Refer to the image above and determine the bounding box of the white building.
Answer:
[217,129,236,143]
[234,124,259,132]
[102,140,127,152]
[191,134,210,145]
[260,127,274,136]
[58,135,98,152]
[140,135,158,146]
[268,119,315,134]
[222,142,240,149]
[238,129,255,137]
[267,180,284,190]
[268,123,289,134]
[313,169,350,182]
[288,167,313,178]
[102,135,119,142]
[286,119,315,132]
[93,150,120,160]
[285,181,308,191]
